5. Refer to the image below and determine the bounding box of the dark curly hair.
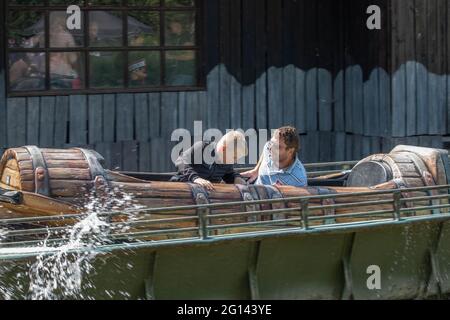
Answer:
[275,126,300,153]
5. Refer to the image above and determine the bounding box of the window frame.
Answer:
[5,0,205,97]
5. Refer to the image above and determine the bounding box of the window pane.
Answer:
[89,11,123,47]
[89,52,124,88]
[129,0,160,5]
[49,0,84,5]
[165,0,194,6]
[129,51,160,87]
[165,12,195,46]
[128,12,160,46]
[9,0,44,5]
[87,0,122,5]
[50,52,85,90]
[50,11,84,48]
[165,50,196,86]
[7,11,45,49]
[9,52,46,91]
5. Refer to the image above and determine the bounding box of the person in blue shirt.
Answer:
[242,126,308,187]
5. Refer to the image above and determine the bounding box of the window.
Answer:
[6,0,202,95]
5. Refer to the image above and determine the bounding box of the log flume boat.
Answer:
[1,144,450,299]
[0,144,449,231]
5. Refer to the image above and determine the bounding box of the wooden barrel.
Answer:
[347,145,449,188]
[347,145,450,215]
[0,146,107,201]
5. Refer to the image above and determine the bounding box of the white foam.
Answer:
[0,187,145,300]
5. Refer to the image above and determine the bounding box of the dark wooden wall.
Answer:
[0,0,449,172]
[0,1,6,157]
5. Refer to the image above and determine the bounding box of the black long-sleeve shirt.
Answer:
[170,141,242,183]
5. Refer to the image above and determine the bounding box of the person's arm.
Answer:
[175,141,214,190]
[241,152,264,183]
[234,176,247,185]
[175,141,202,182]
[222,167,246,185]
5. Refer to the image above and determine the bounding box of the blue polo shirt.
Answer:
[255,142,308,187]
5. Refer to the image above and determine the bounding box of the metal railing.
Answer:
[1,184,450,251]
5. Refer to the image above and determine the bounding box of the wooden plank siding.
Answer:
[0,0,6,151]
[1,0,449,172]
[415,0,429,136]
[40,96,56,147]
[88,94,103,145]
[102,94,116,142]
[254,0,268,131]
[26,97,40,146]
[54,96,69,148]
[241,0,256,131]
[69,95,88,146]
[6,98,27,147]
[0,0,8,162]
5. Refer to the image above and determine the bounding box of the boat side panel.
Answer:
[2,220,450,300]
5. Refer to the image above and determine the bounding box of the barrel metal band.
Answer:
[422,171,440,215]
[248,185,263,217]
[252,185,272,221]
[235,184,258,222]
[317,187,336,224]
[407,152,440,215]
[188,183,210,205]
[75,148,108,183]
[393,178,407,189]
[24,146,50,196]
[265,185,286,220]
[188,183,211,237]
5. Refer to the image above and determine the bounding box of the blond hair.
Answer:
[217,130,248,160]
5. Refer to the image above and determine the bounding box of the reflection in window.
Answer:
[9,0,44,5]
[87,0,122,5]
[50,52,85,90]
[7,11,45,49]
[129,51,160,87]
[89,11,123,47]
[165,50,196,86]
[128,0,160,5]
[9,52,46,91]
[50,11,84,47]
[165,12,195,46]
[89,52,124,88]
[165,0,195,6]
[49,0,84,5]
[128,12,160,46]
[6,1,201,93]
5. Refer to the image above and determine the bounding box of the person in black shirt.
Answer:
[170,131,248,190]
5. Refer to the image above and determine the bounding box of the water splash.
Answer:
[27,214,109,299]
[0,186,144,300]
